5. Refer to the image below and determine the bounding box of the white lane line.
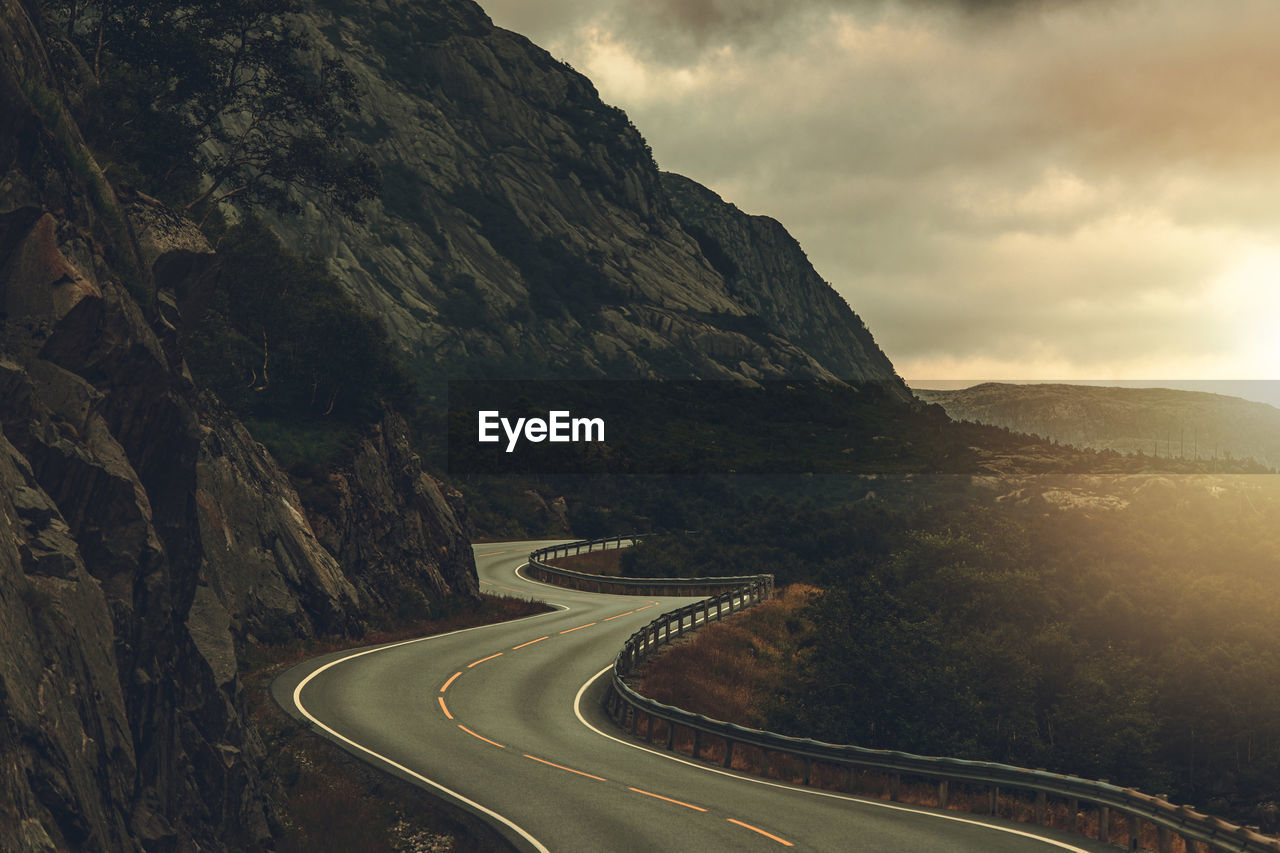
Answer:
[572,666,1094,853]
[291,611,563,853]
[513,563,608,602]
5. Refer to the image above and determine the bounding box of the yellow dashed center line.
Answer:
[476,550,509,557]
[438,696,453,720]
[457,725,505,748]
[512,636,549,650]
[602,610,635,622]
[727,818,794,847]
[479,581,527,594]
[627,787,707,812]
[634,604,656,612]
[467,652,503,668]
[559,622,597,635]
[440,671,462,692]
[523,754,607,781]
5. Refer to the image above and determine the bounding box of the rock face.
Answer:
[267,0,907,386]
[194,400,363,645]
[309,411,479,619]
[0,2,480,849]
[660,173,905,392]
[0,0,914,845]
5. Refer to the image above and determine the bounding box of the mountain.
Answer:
[266,0,906,390]
[915,383,1280,470]
[0,0,918,847]
[0,3,479,848]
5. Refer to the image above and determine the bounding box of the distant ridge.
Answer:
[914,382,1280,469]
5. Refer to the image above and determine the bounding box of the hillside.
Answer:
[916,383,1280,470]
[0,2,482,848]
[263,0,907,390]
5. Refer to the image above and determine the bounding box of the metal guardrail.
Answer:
[527,536,773,597]
[531,537,1280,853]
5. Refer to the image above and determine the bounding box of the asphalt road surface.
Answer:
[274,540,1117,852]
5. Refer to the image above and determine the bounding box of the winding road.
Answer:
[273,541,1116,852]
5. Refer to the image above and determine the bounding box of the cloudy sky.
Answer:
[480,0,1280,389]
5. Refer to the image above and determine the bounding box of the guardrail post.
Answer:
[576,537,1270,853]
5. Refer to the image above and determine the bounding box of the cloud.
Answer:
[481,0,1280,382]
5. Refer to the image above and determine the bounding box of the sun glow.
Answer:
[1210,244,1280,380]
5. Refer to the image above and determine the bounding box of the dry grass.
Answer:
[633,584,819,728]
[243,594,551,672]
[627,584,1202,852]
[243,593,552,852]
[543,549,625,576]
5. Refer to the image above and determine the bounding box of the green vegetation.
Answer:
[450,186,627,326]
[40,0,377,221]
[622,478,1280,830]
[184,218,412,467]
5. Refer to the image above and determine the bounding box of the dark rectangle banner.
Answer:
[447,379,960,475]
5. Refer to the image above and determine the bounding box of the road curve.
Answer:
[274,541,1116,852]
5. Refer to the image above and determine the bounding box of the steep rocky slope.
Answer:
[660,173,901,388]
[916,383,1280,469]
[0,0,917,845]
[0,2,478,848]
[270,0,905,387]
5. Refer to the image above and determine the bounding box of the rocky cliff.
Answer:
[0,1,479,848]
[0,0,918,845]
[268,0,906,387]
[660,173,903,390]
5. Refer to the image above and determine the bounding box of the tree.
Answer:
[42,0,378,221]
